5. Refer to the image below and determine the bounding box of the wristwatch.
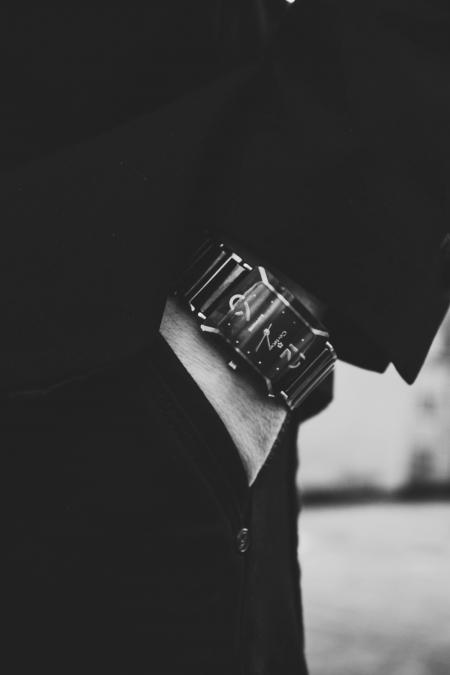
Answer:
[176,238,336,410]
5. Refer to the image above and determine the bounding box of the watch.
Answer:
[176,238,336,410]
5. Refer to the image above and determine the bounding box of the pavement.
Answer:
[299,503,450,675]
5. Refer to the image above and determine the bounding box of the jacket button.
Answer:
[440,233,450,290]
[236,527,250,554]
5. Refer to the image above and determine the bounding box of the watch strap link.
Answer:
[177,239,336,411]
[179,240,252,319]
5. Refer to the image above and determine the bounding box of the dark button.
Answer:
[236,527,250,554]
[440,233,450,290]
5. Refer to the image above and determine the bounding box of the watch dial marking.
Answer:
[229,293,251,322]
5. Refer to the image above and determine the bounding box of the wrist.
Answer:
[175,237,336,410]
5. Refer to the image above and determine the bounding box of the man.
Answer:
[3,2,450,673]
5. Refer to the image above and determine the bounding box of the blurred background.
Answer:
[297,311,450,675]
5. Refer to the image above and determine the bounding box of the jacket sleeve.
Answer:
[2,1,449,394]
[0,61,257,396]
[215,0,450,382]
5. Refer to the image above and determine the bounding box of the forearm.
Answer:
[159,295,288,486]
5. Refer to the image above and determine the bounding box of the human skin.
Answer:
[159,245,327,485]
[160,294,288,486]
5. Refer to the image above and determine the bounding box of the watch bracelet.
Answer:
[176,238,336,410]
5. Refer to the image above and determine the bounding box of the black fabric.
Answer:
[241,411,307,675]
[4,334,308,674]
[151,335,309,673]
[1,1,450,396]
[2,3,450,673]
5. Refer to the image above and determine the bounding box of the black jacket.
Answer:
[1,0,449,398]
[2,3,450,673]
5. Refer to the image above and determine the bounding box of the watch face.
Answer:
[205,266,323,392]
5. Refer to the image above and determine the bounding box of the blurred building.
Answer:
[298,312,450,493]
[406,313,450,486]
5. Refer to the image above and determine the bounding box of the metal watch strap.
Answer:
[177,239,336,410]
[179,240,252,319]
